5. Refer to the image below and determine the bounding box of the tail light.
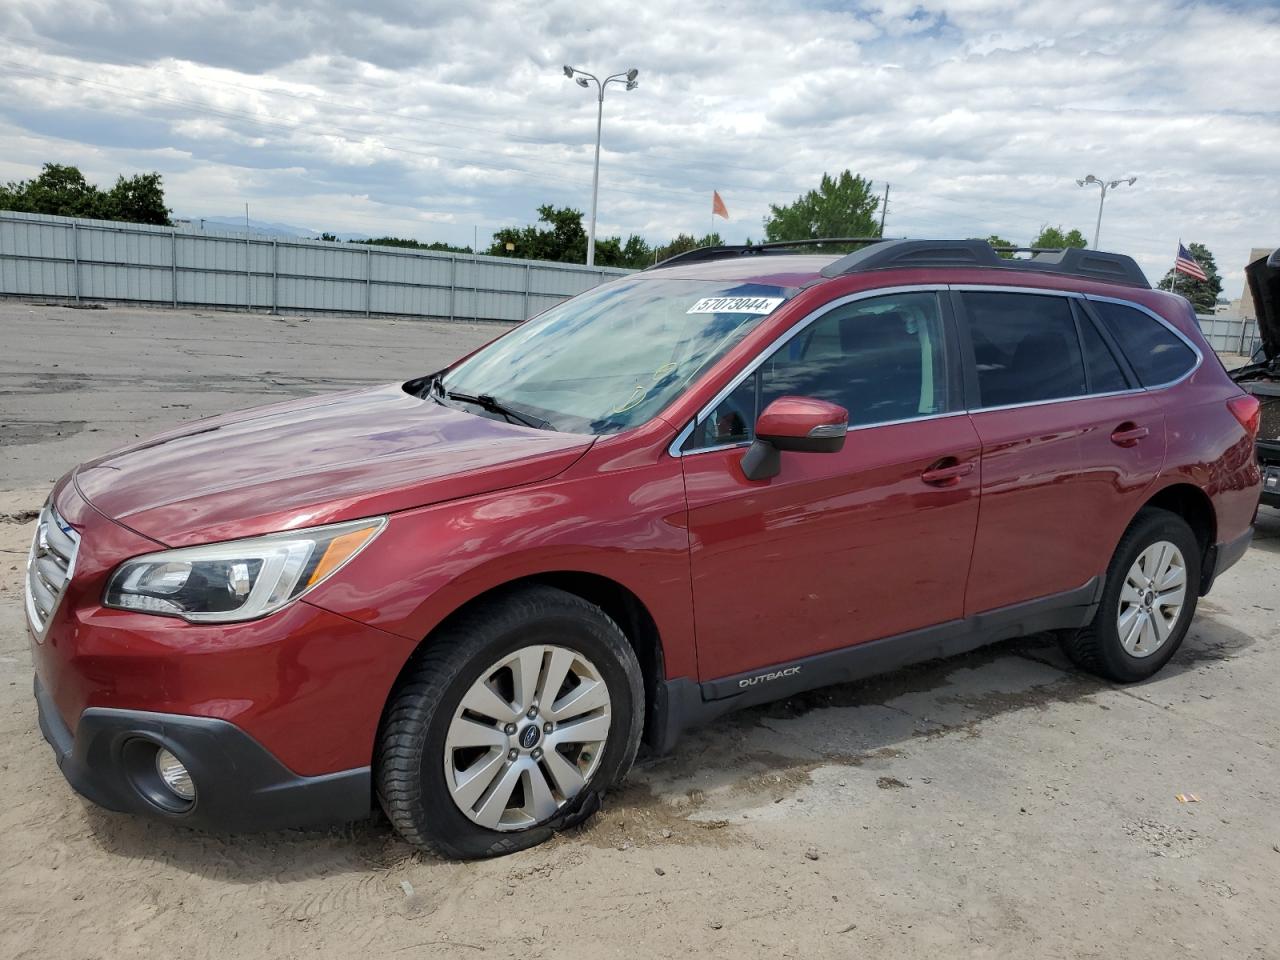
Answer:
[1227,393,1261,440]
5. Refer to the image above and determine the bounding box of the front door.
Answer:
[679,290,982,681]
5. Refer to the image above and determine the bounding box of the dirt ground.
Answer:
[2,301,1279,959]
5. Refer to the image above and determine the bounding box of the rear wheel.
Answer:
[1063,508,1200,682]
[375,586,644,859]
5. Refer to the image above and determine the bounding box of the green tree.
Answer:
[1030,225,1087,249]
[1157,242,1223,314]
[979,235,1018,259]
[318,232,339,242]
[352,236,472,254]
[618,234,654,270]
[103,172,171,225]
[1,163,106,218]
[0,163,171,224]
[651,232,724,264]
[763,170,881,243]
[967,236,1018,259]
[489,205,589,264]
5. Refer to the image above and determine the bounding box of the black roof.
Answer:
[649,238,1150,289]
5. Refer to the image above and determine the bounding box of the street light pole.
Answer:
[563,65,639,267]
[1076,174,1138,249]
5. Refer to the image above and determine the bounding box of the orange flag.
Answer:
[712,191,729,219]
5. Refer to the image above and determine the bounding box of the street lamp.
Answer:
[563,64,640,267]
[1076,174,1137,249]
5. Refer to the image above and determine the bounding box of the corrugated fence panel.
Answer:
[1195,315,1261,355]
[0,211,632,321]
[0,256,73,296]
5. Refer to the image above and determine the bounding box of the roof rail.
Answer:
[818,239,1150,288]
[648,236,886,270]
[648,237,1150,288]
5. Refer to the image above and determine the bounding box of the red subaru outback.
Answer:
[27,239,1262,858]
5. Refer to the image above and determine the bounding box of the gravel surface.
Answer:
[2,299,1278,959]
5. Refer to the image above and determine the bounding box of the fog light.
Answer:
[155,748,195,801]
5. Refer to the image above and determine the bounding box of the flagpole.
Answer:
[1171,240,1179,297]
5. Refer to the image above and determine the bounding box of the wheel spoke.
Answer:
[473,760,524,829]
[1120,582,1142,605]
[1158,562,1185,592]
[450,749,505,810]
[542,746,585,798]
[1139,614,1159,651]
[548,678,609,722]
[509,646,544,714]
[1150,607,1171,643]
[537,647,576,714]
[1133,549,1150,581]
[524,763,560,821]
[446,716,506,751]
[552,713,610,746]
[461,680,519,724]
[1149,543,1169,583]
[1118,606,1143,652]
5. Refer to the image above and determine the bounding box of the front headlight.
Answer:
[104,517,386,623]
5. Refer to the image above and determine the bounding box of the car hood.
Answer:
[1244,247,1279,362]
[74,383,595,547]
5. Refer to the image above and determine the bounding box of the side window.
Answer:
[961,292,1086,407]
[1090,300,1197,387]
[1074,304,1130,393]
[689,292,951,448]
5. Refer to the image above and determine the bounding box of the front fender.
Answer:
[305,458,697,681]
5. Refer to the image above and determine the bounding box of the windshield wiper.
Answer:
[444,389,555,431]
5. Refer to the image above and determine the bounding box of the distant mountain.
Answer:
[177,215,369,242]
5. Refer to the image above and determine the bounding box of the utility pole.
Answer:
[879,183,890,236]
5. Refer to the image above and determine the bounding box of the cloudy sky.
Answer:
[1,0,1276,295]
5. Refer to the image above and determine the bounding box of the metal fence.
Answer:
[0,210,631,322]
[1196,313,1262,357]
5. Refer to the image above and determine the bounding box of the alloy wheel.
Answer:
[1116,540,1187,659]
[443,644,612,830]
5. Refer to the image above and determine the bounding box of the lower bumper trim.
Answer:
[35,676,371,832]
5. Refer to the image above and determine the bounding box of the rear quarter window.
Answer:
[1090,300,1197,387]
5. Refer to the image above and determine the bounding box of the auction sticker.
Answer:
[687,296,785,315]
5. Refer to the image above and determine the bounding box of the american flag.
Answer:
[1174,242,1208,282]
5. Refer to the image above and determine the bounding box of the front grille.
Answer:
[24,503,81,638]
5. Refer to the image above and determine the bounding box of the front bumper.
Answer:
[35,674,371,832]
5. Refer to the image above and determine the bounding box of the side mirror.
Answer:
[741,396,848,481]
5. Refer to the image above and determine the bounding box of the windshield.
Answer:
[439,277,795,434]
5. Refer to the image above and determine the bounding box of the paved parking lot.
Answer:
[2,300,1278,959]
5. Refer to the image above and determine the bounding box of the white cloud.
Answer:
[0,0,1276,293]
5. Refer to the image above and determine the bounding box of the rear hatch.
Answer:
[1234,249,1280,447]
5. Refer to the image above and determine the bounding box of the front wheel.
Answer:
[376,586,644,859]
[1063,508,1200,682]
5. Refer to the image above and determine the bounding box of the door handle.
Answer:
[921,458,974,486]
[1110,423,1150,447]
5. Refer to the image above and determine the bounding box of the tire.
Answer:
[375,585,644,859]
[1062,507,1201,683]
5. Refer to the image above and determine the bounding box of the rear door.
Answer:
[956,289,1167,614]
[679,289,982,681]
